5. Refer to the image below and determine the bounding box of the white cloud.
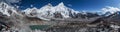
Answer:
[102,6,120,14]
[68,4,72,7]
[30,5,33,7]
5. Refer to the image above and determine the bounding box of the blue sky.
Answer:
[14,0,120,11]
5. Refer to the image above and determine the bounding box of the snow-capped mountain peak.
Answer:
[57,2,65,7]
[23,2,79,20]
[42,3,53,8]
[39,3,53,12]
[55,2,68,10]
[0,2,18,16]
[47,3,52,7]
[101,6,120,16]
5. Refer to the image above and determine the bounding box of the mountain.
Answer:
[0,2,120,32]
[0,2,19,17]
[22,2,120,21]
[23,2,79,20]
[0,2,26,32]
[101,6,120,17]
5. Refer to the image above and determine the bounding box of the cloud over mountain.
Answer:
[102,6,120,14]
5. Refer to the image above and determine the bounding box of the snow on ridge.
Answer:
[0,2,18,16]
[23,2,79,20]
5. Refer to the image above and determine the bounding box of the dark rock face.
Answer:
[70,12,99,19]
[0,21,9,31]
[86,13,99,18]
[54,12,63,18]
[8,10,12,14]
[0,12,8,18]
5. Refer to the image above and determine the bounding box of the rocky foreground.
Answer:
[1,12,120,32]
